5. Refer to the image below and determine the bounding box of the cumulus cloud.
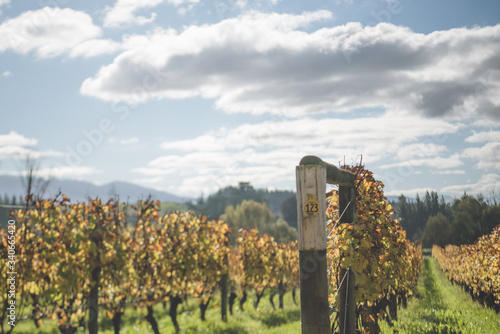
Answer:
[384,187,437,197]
[132,176,163,185]
[0,0,10,15]
[0,166,100,179]
[81,12,500,119]
[0,146,63,160]
[69,39,122,58]
[441,173,500,195]
[45,166,100,179]
[463,142,500,171]
[473,119,500,128]
[465,130,500,143]
[380,154,463,170]
[0,131,37,146]
[120,137,139,145]
[0,7,115,58]
[432,170,466,175]
[103,0,199,28]
[133,112,460,195]
[0,132,63,160]
[394,143,448,161]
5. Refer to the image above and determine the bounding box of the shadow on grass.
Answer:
[181,321,253,334]
[257,309,301,328]
[203,326,251,334]
[421,258,446,310]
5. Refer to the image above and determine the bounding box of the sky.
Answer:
[0,0,499,200]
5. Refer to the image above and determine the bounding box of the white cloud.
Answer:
[132,176,163,185]
[384,187,437,197]
[236,0,282,9]
[1,70,10,77]
[133,112,460,195]
[0,166,100,179]
[0,131,37,146]
[441,173,500,195]
[103,0,199,28]
[380,154,463,170]
[0,0,10,15]
[159,112,458,156]
[38,166,100,179]
[463,142,500,170]
[0,131,63,160]
[0,7,105,58]
[0,133,78,186]
[395,143,448,160]
[81,13,500,120]
[132,167,174,176]
[0,146,63,160]
[432,170,466,175]
[465,130,500,143]
[120,137,139,145]
[69,39,121,58]
[473,119,500,128]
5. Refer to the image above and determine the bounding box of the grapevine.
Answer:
[433,225,500,312]
[326,165,421,332]
[0,196,299,333]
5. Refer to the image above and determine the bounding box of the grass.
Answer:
[7,258,500,333]
[4,290,301,334]
[380,257,500,334]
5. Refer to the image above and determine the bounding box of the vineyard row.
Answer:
[1,165,424,334]
[432,225,500,312]
[0,197,299,334]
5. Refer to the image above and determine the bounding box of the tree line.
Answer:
[188,182,298,243]
[0,195,26,229]
[188,182,298,228]
[392,191,500,248]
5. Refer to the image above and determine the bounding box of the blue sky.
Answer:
[1,0,499,199]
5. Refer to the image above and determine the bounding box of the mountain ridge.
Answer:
[0,175,191,203]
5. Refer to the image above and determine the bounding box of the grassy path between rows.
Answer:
[7,290,301,334]
[380,257,500,334]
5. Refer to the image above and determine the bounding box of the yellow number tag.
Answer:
[305,194,319,215]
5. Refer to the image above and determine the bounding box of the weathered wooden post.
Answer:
[296,155,355,334]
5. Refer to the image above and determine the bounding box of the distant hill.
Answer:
[0,175,191,203]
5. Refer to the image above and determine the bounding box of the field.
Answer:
[380,257,500,334]
[2,166,497,333]
[4,291,301,334]
[7,257,500,333]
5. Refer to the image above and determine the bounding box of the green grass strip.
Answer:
[4,290,301,333]
[381,257,500,334]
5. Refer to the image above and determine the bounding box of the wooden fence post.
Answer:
[296,163,330,334]
[297,156,355,334]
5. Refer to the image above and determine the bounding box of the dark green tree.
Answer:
[189,182,266,219]
[221,200,296,244]
[482,204,500,235]
[422,213,452,248]
[280,194,297,229]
